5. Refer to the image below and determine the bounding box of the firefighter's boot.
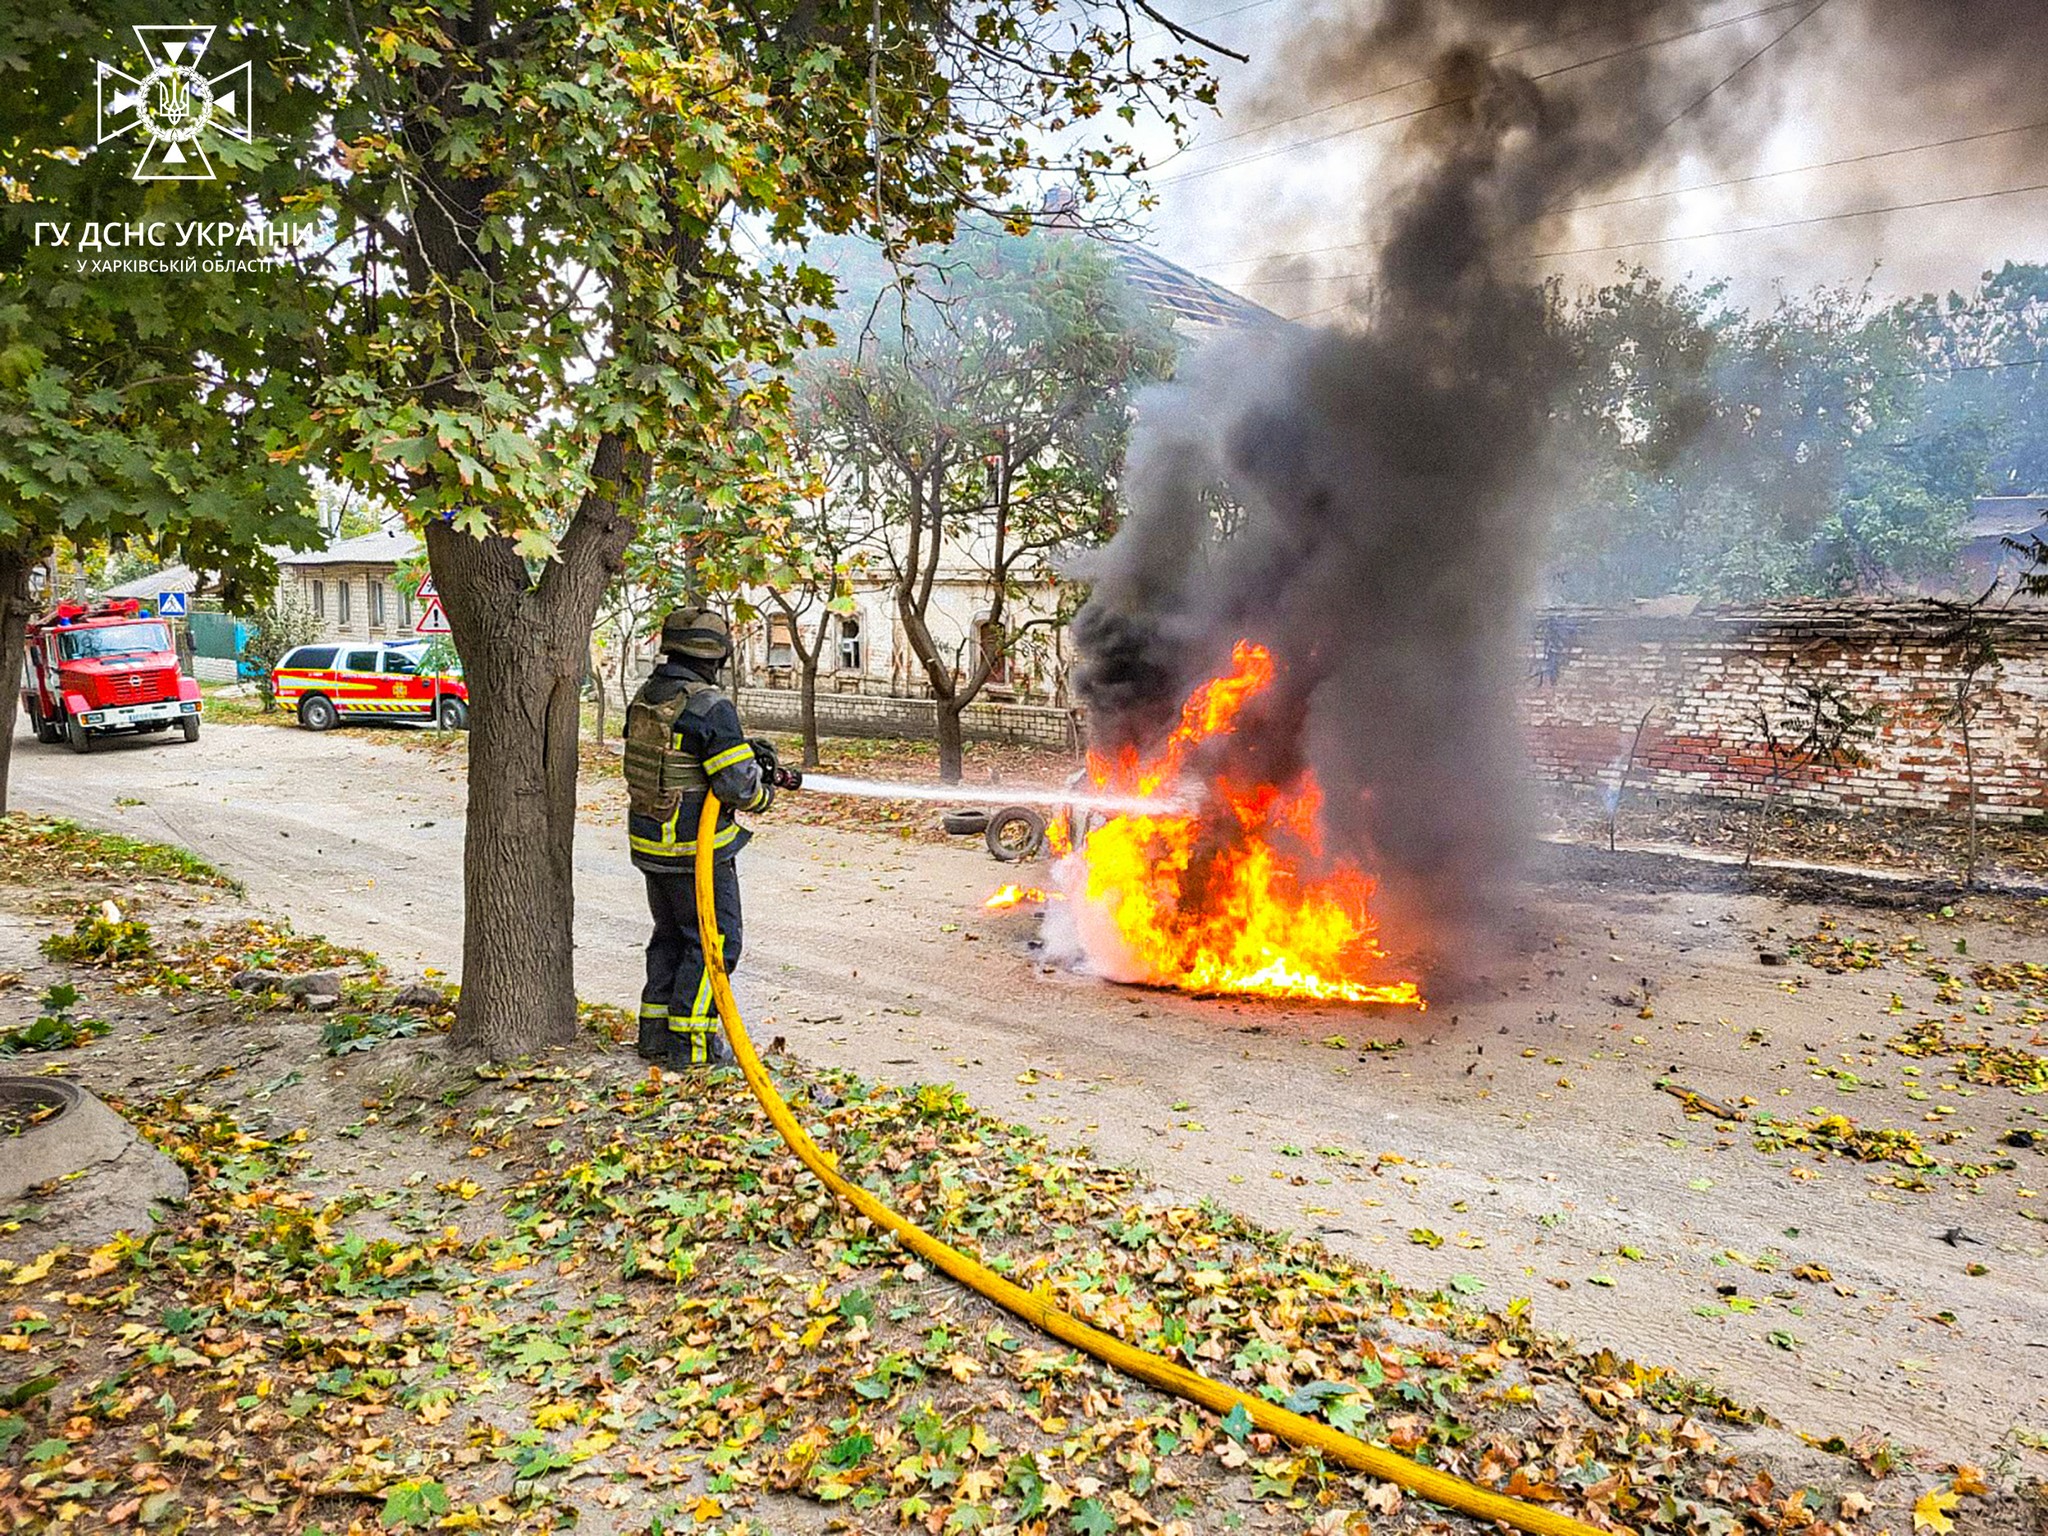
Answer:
[636,1005,671,1061]
[667,1021,735,1071]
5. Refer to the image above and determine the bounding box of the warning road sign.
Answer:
[414,596,451,635]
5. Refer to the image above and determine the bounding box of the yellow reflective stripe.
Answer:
[639,1002,669,1019]
[703,743,754,774]
[628,820,738,859]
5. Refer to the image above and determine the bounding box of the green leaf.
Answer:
[1070,1497,1115,1536]
[380,1479,452,1528]
[1219,1402,1253,1442]
[1281,1380,1354,1414]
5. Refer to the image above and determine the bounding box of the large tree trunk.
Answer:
[935,699,965,783]
[428,453,638,1058]
[799,654,821,769]
[0,533,47,816]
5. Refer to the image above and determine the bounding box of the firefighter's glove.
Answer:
[749,737,780,777]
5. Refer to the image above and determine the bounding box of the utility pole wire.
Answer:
[1652,0,1830,137]
[1152,0,1808,186]
[1234,179,2048,289]
[1129,0,1280,49]
[1521,179,2048,260]
[1131,0,1250,61]
[1194,117,2048,272]
[1148,0,1686,158]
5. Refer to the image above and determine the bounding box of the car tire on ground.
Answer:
[985,806,1046,862]
[180,716,200,743]
[65,715,93,754]
[437,697,468,731]
[941,808,990,836]
[298,695,339,732]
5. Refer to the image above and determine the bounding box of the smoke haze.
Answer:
[1074,0,2048,977]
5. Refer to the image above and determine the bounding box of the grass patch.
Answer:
[0,984,108,1056]
[197,685,296,727]
[40,908,156,965]
[0,813,239,892]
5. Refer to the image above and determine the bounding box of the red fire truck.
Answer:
[19,599,202,753]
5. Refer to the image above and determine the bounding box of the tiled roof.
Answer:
[1111,244,1278,333]
[103,564,196,599]
[1965,496,2048,540]
[278,528,421,567]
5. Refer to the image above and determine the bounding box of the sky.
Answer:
[1127,0,2047,319]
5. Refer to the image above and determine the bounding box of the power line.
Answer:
[1278,286,2048,380]
[1148,0,1689,162]
[1523,179,2048,259]
[1195,118,2048,272]
[1129,0,1284,49]
[1229,180,2048,288]
[1152,0,1808,187]
[1653,0,1828,136]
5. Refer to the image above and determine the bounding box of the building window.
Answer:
[337,579,351,627]
[838,615,862,672]
[766,614,794,669]
[311,580,325,618]
[399,585,413,627]
[978,618,1008,683]
[370,581,386,628]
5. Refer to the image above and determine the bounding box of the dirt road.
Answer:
[11,718,2047,1472]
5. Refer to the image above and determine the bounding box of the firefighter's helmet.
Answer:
[659,607,731,661]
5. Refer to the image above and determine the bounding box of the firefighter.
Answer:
[623,606,780,1069]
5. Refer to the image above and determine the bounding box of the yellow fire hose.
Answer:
[691,795,1616,1536]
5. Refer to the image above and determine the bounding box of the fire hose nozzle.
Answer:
[769,764,804,792]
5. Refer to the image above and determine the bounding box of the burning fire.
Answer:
[984,883,1050,910]
[1058,641,1423,1009]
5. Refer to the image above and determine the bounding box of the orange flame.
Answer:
[1064,640,1423,1009]
[984,883,1050,910]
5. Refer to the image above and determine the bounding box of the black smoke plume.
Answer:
[1072,1,2048,976]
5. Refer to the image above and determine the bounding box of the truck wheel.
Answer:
[65,714,93,754]
[985,807,1046,862]
[437,697,469,731]
[29,704,60,745]
[179,715,200,743]
[298,695,338,732]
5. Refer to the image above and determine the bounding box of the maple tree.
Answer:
[798,225,1173,780]
[5,0,1222,1053]
[0,1,325,815]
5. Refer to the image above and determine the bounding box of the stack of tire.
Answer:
[942,806,1045,861]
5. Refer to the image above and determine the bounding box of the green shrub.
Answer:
[41,907,155,965]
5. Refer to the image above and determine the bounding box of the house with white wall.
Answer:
[276,528,422,644]
[733,242,1274,711]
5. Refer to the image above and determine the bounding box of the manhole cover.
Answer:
[0,1077,79,1140]
[0,1076,186,1237]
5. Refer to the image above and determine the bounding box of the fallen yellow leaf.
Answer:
[1914,1486,1959,1533]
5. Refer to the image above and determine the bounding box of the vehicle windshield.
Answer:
[59,622,171,660]
[393,643,460,677]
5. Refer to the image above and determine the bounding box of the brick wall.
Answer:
[738,687,1081,752]
[1524,602,2048,819]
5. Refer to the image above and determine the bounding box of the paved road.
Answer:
[11,717,2046,1470]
